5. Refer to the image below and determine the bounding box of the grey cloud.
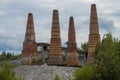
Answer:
[109,10,120,17]
[99,17,115,32]
[0,30,22,51]
[0,0,120,53]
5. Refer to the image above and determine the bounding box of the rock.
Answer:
[14,64,78,80]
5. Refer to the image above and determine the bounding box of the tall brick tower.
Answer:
[66,17,79,66]
[21,13,38,65]
[87,4,100,63]
[48,10,63,65]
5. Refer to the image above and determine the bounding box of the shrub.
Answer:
[74,64,95,80]
[0,62,18,80]
[54,74,60,80]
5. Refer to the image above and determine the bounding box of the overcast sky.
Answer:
[0,0,120,54]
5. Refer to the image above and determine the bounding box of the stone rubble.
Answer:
[14,64,78,80]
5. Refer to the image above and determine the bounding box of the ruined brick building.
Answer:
[21,13,39,65]
[48,10,63,65]
[87,4,100,63]
[66,17,79,66]
[22,4,100,65]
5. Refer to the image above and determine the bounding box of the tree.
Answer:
[0,52,21,61]
[81,42,88,59]
[0,51,7,61]
[74,33,120,80]
[94,33,120,80]
[6,52,12,59]
[81,42,88,52]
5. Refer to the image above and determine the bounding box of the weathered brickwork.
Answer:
[88,4,100,63]
[48,10,63,65]
[21,4,100,65]
[22,13,38,65]
[66,17,79,66]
